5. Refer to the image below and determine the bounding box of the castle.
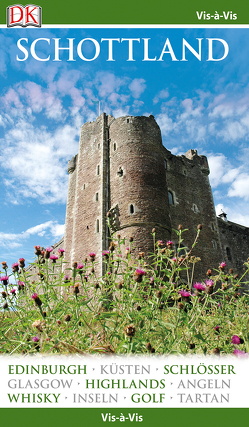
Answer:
[63,113,249,280]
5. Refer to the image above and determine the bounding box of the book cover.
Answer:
[0,1,249,426]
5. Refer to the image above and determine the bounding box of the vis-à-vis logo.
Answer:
[7,4,42,27]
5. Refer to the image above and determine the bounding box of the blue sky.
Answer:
[0,27,249,268]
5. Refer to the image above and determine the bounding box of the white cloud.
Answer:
[0,220,65,249]
[153,89,169,104]
[228,173,249,200]
[129,78,146,99]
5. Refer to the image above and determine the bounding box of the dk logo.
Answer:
[7,4,42,27]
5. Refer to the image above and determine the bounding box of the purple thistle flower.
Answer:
[89,252,96,261]
[135,269,146,276]
[194,282,206,291]
[77,263,84,269]
[219,262,227,269]
[102,250,110,257]
[12,262,19,272]
[205,279,214,287]
[31,293,39,300]
[50,255,58,263]
[46,247,53,252]
[171,257,177,262]
[232,335,241,345]
[0,276,9,282]
[233,349,247,357]
[58,248,65,257]
[214,326,220,332]
[10,289,16,295]
[32,336,39,343]
[167,240,173,246]
[179,290,191,298]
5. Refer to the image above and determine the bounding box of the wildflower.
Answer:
[19,258,25,268]
[233,349,248,357]
[146,343,152,351]
[157,240,164,247]
[233,274,239,279]
[231,335,241,345]
[156,290,162,299]
[134,268,146,283]
[72,262,78,268]
[10,289,16,296]
[178,302,184,310]
[206,269,212,276]
[1,261,8,270]
[150,277,155,287]
[213,348,220,355]
[219,262,226,270]
[31,293,42,307]
[0,276,9,286]
[150,347,155,353]
[12,262,19,273]
[214,326,220,333]
[3,302,8,309]
[197,224,202,230]
[32,336,39,343]
[32,320,43,332]
[189,343,195,349]
[171,257,177,262]
[152,228,156,233]
[179,290,191,298]
[34,245,41,256]
[1,291,7,298]
[137,305,141,311]
[194,282,205,292]
[125,325,135,337]
[178,224,183,230]
[102,251,110,258]
[73,284,80,295]
[138,252,145,259]
[89,252,96,261]
[205,279,214,294]
[64,275,70,283]
[129,237,133,242]
[94,282,100,289]
[229,268,233,274]
[58,248,65,257]
[65,314,71,322]
[50,254,58,263]
[179,290,191,303]
[44,248,53,259]
[166,240,174,248]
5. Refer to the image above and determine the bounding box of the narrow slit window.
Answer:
[168,191,174,205]
[130,204,134,214]
[97,165,100,175]
[113,143,116,151]
[96,219,99,233]
[96,193,98,201]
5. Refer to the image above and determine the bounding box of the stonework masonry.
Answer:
[63,113,249,280]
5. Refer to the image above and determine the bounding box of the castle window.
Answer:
[212,240,217,249]
[164,159,167,170]
[96,192,98,201]
[226,247,232,261]
[98,143,100,149]
[130,204,134,214]
[97,165,100,175]
[168,191,174,205]
[117,167,123,177]
[96,219,99,233]
[83,184,86,190]
[113,143,116,151]
[127,119,129,123]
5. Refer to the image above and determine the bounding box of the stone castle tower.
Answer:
[64,113,232,279]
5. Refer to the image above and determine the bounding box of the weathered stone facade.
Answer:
[63,113,249,279]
